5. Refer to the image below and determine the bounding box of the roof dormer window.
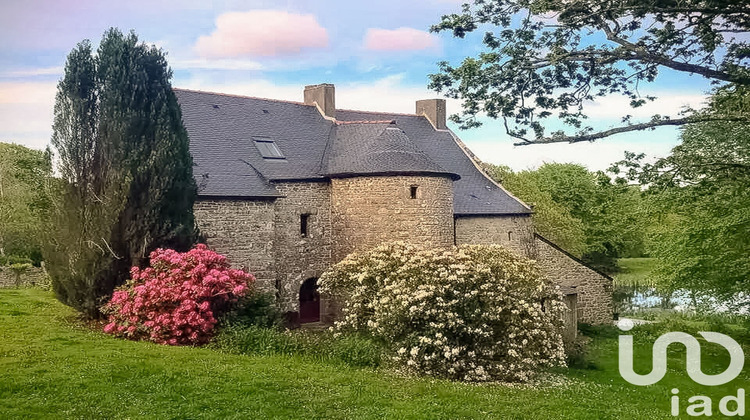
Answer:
[253,137,285,159]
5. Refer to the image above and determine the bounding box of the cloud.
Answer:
[336,74,460,113]
[0,66,63,78]
[583,92,708,120]
[178,78,304,102]
[465,133,680,172]
[171,58,263,71]
[363,27,439,52]
[0,81,57,149]
[194,10,329,58]
[176,73,456,113]
[0,81,56,105]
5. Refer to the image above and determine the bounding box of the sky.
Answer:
[0,0,715,172]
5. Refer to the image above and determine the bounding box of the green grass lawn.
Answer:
[1,289,747,419]
[615,258,658,287]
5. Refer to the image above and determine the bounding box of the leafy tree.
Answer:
[611,86,749,302]
[485,162,647,272]
[429,0,750,144]
[47,29,198,318]
[0,142,53,264]
[483,163,587,255]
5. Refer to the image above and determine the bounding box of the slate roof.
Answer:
[174,88,531,215]
[323,122,459,179]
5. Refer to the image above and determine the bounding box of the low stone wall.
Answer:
[534,234,613,325]
[0,266,48,288]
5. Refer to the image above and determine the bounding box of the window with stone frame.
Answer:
[410,185,419,199]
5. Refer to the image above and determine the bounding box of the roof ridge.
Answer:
[335,120,396,125]
[336,108,420,117]
[534,233,614,281]
[173,87,309,106]
[174,88,427,119]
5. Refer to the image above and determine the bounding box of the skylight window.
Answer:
[253,137,285,159]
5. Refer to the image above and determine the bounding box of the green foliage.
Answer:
[0,142,53,265]
[213,325,383,369]
[320,242,566,382]
[484,162,647,272]
[632,313,750,344]
[0,255,34,266]
[220,292,283,329]
[214,324,302,356]
[8,263,32,288]
[577,323,620,340]
[564,335,596,370]
[484,163,587,255]
[46,28,198,318]
[430,0,749,143]
[330,334,385,368]
[612,87,750,304]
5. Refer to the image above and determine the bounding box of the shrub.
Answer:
[8,263,32,288]
[214,325,301,356]
[213,325,383,368]
[0,255,34,266]
[565,335,596,369]
[220,292,282,329]
[102,244,253,345]
[330,334,383,368]
[319,242,567,382]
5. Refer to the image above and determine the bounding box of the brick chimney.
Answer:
[304,83,335,119]
[416,99,446,129]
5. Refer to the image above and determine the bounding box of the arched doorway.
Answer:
[299,277,320,323]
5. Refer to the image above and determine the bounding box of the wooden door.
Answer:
[299,277,320,323]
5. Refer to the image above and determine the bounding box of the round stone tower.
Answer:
[324,122,458,261]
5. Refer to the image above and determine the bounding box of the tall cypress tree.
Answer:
[48,29,198,317]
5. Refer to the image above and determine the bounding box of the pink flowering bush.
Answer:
[102,244,254,345]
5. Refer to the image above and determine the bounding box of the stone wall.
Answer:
[194,181,613,328]
[0,266,48,288]
[271,181,332,314]
[330,175,454,261]
[454,215,535,257]
[535,234,613,325]
[194,199,276,293]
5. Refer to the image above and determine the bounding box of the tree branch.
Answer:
[512,115,749,146]
[596,19,740,83]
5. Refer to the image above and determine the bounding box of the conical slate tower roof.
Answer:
[322,122,459,179]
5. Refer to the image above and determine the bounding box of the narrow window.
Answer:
[508,231,513,241]
[410,185,418,199]
[300,214,310,237]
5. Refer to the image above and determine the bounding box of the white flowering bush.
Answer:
[319,242,567,382]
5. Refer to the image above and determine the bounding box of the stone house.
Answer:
[174,84,612,327]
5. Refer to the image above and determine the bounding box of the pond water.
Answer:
[614,285,749,316]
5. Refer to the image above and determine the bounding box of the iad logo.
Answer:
[617,319,746,417]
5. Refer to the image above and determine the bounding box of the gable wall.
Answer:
[535,237,613,325]
[454,215,535,257]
